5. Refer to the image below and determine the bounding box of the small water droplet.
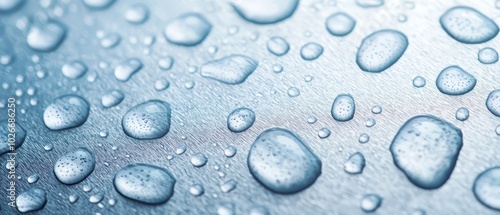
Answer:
[224,146,237,158]
[344,152,366,174]
[101,90,124,108]
[27,174,40,184]
[318,128,331,139]
[325,12,356,36]
[164,13,212,46]
[478,47,498,64]
[220,179,238,193]
[331,94,355,121]
[412,76,426,88]
[69,194,79,203]
[272,64,283,73]
[267,36,289,56]
[124,3,149,24]
[455,107,469,121]
[158,56,174,70]
[201,54,258,85]
[100,32,121,48]
[361,194,382,212]
[114,58,143,81]
[54,147,96,185]
[358,133,370,143]
[191,153,208,167]
[486,89,500,117]
[287,87,300,97]
[62,61,87,79]
[189,184,204,196]
[300,42,323,61]
[155,78,170,91]
[307,116,317,124]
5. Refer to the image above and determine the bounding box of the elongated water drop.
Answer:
[114,163,176,204]
[248,128,322,194]
[227,107,256,132]
[101,90,124,108]
[16,188,47,213]
[0,121,25,155]
[325,12,356,36]
[114,58,142,82]
[267,37,289,56]
[440,6,499,44]
[220,179,238,193]
[62,61,87,79]
[124,3,149,24]
[390,115,463,189]
[54,147,95,185]
[122,100,171,139]
[43,95,90,130]
[164,13,211,46]
[478,48,498,64]
[27,20,66,52]
[300,42,323,61]
[231,0,299,24]
[344,152,365,174]
[201,55,258,85]
[473,167,500,210]
[100,32,121,48]
[486,89,500,117]
[331,94,355,122]
[435,66,476,95]
[356,29,408,73]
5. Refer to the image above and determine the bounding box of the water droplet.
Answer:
[0,0,23,12]
[440,6,499,44]
[62,61,87,79]
[249,206,270,215]
[16,188,47,213]
[158,56,174,70]
[365,118,376,127]
[398,14,408,22]
[114,58,143,81]
[356,0,384,8]
[99,130,108,138]
[287,87,300,97]
[114,163,176,204]
[27,174,40,184]
[267,36,290,56]
[300,42,323,61]
[344,152,366,174]
[176,145,187,155]
[43,95,90,130]
[27,20,66,52]
[390,115,463,189]
[360,194,382,212]
[124,3,149,24]
[224,146,237,158]
[54,147,95,185]
[101,90,124,108]
[248,128,322,194]
[108,198,116,206]
[496,125,500,135]
[83,0,115,9]
[83,185,93,192]
[307,116,317,124]
[201,54,258,85]
[486,89,500,117]
[155,78,170,91]
[325,12,356,36]
[69,194,79,203]
[455,107,469,121]
[227,107,255,133]
[358,133,370,143]
[304,75,313,82]
[331,94,355,122]
[0,121,25,155]
[89,192,104,204]
[220,179,237,193]
[217,202,235,215]
[436,66,476,95]
[272,64,283,73]
[371,105,382,114]
[164,13,212,46]
[472,167,500,210]
[231,0,299,24]
[318,128,331,139]
[122,100,172,139]
[189,184,204,196]
[356,29,408,73]
[100,32,121,48]
[44,144,53,151]
[413,76,426,88]
[478,47,498,64]
[191,153,208,167]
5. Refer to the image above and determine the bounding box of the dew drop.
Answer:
[0,0,24,12]
[371,105,382,114]
[356,29,408,73]
[436,66,476,95]
[191,153,208,167]
[89,192,104,204]
[158,56,174,70]
[473,167,500,210]
[176,145,187,155]
[307,116,317,124]
[220,179,237,193]
[122,100,172,140]
[100,32,121,48]
[272,64,283,73]
[69,194,79,203]
[356,0,384,8]
[54,147,96,185]
[82,0,115,10]
[27,174,40,184]
[358,133,370,143]
[155,78,170,91]
[365,118,376,127]
[43,95,90,130]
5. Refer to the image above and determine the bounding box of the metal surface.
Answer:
[1,0,499,214]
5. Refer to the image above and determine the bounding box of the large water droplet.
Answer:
[300,42,323,61]
[356,0,384,8]
[478,47,498,64]
[101,90,124,108]
[486,89,500,117]
[122,100,171,140]
[248,128,322,194]
[124,3,149,24]
[435,66,476,95]
[440,6,499,44]
[231,0,299,24]
[344,152,365,174]
[82,0,115,10]
[0,0,24,12]
[43,95,90,130]
[164,13,211,46]
[267,36,289,56]
[54,147,95,185]
[356,29,408,73]
[0,121,26,155]
[360,194,382,212]
[62,61,87,79]
[473,167,500,210]
[325,12,356,36]
[114,58,143,82]
[16,187,47,213]
[113,163,176,204]
[227,107,255,133]
[390,115,463,189]
[27,20,66,52]
[331,94,355,122]
[201,55,258,85]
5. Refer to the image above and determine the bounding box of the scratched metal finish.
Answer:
[0,0,499,214]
